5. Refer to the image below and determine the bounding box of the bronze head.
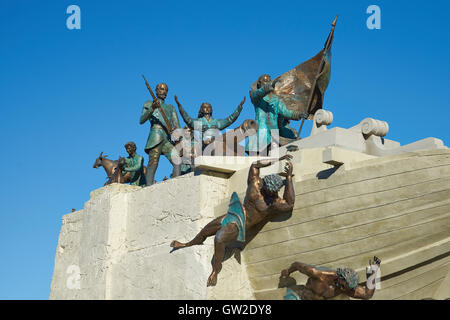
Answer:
[93,152,105,168]
[198,102,213,118]
[124,141,137,157]
[156,83,168,100]
[256,74,271,89]
[262,174,284,196]
[336,268,360,290]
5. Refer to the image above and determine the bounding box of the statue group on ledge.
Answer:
[94,17,337,187]
[90,17,382,300]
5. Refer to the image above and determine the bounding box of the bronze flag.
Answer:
[274,17,337,120]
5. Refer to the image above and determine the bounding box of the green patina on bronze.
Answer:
[140,98,181,153]
[122,141,146,187]
[123,153,146,186]
[247,17,337,149]
[246,81,302,153]
[140,80,182,185]
[175,97,244,146]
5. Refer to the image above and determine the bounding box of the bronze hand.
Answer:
[278,161,294,178]
[271,77,280,89]
[238,96,246,109]
[284,161,293,176]
[281,269,290,278]
[279,154,293,162]
[373,256,381,266]
[367,256,381,278]
[151,99,160,112]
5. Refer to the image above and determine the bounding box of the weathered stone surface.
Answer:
[50,176,254,299]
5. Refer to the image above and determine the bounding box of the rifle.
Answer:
[142,75,174,134]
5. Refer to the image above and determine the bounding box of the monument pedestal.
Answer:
[50,175,254,300]
[50,114,449,300]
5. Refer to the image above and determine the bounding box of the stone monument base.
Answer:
[50,113,450,299]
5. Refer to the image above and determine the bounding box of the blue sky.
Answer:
[0,0,449,299]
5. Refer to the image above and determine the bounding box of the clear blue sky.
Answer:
[0,0,449,299]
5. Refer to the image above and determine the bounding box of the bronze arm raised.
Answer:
[174,95,194,129]
[267,161,295,213]
[218,96,246,130]
[350,256,380,299]
[247,155,293,185]
[281,161,295,207]
[349,285,376,300]
[253,154,292,169]
[281,262,323,280]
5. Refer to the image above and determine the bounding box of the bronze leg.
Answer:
[170,215,225,249]
[146,143,162,186]
[207,222,239,287]
[162,141,182,178]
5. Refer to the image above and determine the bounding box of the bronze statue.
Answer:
[122,142,146,186]
[202,119,259,157]
[246,74,304,155]
[246,17,338,152]
[93,142,147,186]
[107,157,127,185]
[171,154,295,286]
[280,256,381,300]
[275,16,337,137]
[140,77,182,185]
[93,152,129,186]
[176,119,258,160]
[178,126,198,174]
[174,95,245,150]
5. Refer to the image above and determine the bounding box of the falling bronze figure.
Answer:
[280,256,381,300]
[171,154,295,286]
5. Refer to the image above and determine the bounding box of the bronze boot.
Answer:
[171,163,181,178]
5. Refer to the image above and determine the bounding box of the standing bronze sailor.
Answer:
[140,77,182,185]
[171,154,295,286]
[246,16,338,151]
[246,74,304,155]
